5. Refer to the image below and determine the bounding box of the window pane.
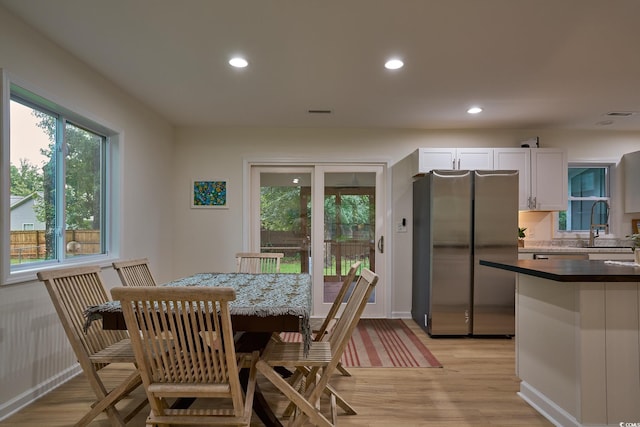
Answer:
[569,168,607,197]
[259,172,311,274]
[559,166,609,232]
[9,100,56,265]
[568,200,608,231]
[9,87,109,272]
[323,172,375,303]
[64,122,104,258]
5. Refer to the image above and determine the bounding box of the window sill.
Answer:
[2,255,117,286]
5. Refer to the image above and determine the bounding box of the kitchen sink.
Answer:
[533,253,589,260]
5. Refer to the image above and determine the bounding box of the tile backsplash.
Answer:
[518,211,634,248]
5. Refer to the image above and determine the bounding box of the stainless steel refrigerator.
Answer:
[412,169,518,336]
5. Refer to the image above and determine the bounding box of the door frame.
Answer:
[244,160,390,319]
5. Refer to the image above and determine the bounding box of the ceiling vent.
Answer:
[605,111,636,117]
[308,109,332,114]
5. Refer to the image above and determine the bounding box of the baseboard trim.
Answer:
[518,380,608,427]
[0,364,82,421]
[391,311,412,319]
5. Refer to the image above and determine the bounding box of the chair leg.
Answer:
[336,361,352,377]
[77,370,141,426]
[281,366,314,418]
[256,360,333,427]
[283,366,356,418]
[322,382,357,415]
[330,393,337,425]
[124,398,150,423]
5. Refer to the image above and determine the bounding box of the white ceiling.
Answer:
[3,0,640,131]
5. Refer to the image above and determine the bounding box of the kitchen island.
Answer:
[480,259,640,427]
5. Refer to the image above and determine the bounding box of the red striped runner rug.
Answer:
[280,319,442,368]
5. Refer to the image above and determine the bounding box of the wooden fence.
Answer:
[10,230,101,262]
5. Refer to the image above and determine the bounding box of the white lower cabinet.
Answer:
[517,276,640,426]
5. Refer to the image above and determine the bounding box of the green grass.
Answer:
[280,257,370,275]
[280,262,302,273]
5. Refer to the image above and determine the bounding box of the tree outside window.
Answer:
[9,89,107,268]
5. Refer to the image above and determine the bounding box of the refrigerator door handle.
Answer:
[377,236,384,253]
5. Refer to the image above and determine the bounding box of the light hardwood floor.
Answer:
[1,320,552,426]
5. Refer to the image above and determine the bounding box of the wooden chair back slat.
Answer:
[37,265,145,425]
[314,261,362,340]
[312,268,378,401]
[38,266,128,357]
[256,267,378,426]
[111,286,256,425]
[112,258,156,287]
[235,252,283,273]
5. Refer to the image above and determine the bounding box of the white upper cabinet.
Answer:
[622,150,640,213]
[493,148,531,210]
[413,148,494,174]
[494,148,567,211]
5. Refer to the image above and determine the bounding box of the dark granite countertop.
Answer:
[480,259,640,282]
[518,246,633,254]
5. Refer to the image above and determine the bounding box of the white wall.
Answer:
[0,6,175,418]
[172,127,640,320]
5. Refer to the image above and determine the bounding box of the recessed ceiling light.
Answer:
[229,57,248,68]
[467,106,483,114]
[384,59,404,70]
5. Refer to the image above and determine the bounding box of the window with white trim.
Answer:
[3,77,116,280]
[558,164,611,232]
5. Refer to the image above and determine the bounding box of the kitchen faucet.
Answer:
[588,200,610,247]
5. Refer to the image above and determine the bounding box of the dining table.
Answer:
[84,272,312,427]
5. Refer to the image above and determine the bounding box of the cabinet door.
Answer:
[416,148,456,173]
[531,148,567,211]
[494,148,530,210]
[623,151,640,213]
[457,148,494,170]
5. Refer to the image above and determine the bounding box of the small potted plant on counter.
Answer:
[518,227,527,248]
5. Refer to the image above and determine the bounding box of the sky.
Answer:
[10,100,50,168]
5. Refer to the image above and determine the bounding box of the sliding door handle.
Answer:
[377,236,384,253]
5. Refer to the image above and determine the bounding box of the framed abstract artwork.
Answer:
[191,179,228,209]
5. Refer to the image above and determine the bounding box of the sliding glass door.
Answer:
[250,164,386,318]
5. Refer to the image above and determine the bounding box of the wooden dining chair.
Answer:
[112,258,157,287]
[110,286,259,427]
[293,260,362,378]
[277,261,362,419]
[235,252,284,273]
[37,265,146,427]
[256,268,379,427]
[311,261,362,337]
